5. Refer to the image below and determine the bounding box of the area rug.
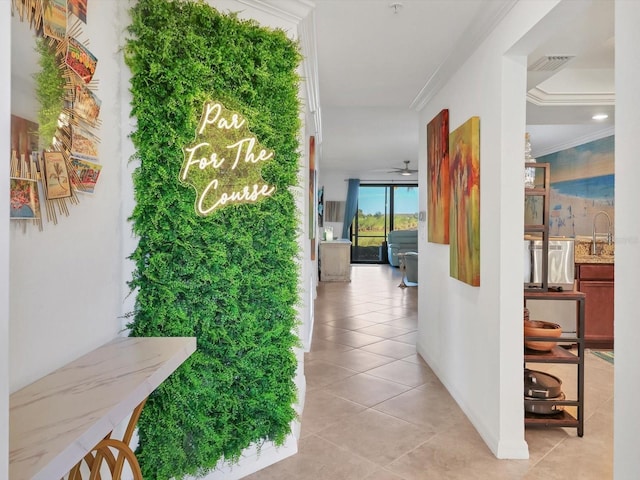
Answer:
[591,350,614,364]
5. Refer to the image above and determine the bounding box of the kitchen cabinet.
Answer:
[576,263,614,349]
[319,240,351,282]
[524,290,585,437]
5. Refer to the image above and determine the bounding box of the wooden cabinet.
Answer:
[524,290,585,437]
[319,240,351,282]
[576,263,614,349]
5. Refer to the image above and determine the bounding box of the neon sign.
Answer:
[180,101,276,215]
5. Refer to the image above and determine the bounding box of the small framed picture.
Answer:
[74,84,102,126]
[70,156,102,194]
[10,178,41,220]
[43,151,72,199]
[71,126,99,161]
[69,0,88,23]
[42,0,67,41]
[66,37,98,84]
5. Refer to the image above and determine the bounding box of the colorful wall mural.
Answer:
[533,135,614,238]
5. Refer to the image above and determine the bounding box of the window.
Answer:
[350,184,418,263]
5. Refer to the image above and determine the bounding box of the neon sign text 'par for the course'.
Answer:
[180,101,276,215]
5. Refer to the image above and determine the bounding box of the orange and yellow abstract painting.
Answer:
[449,117,480,286]
[427,109,450,244]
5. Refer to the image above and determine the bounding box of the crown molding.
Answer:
[298,9,322,141]
[410,0,519,111]
[228,0,321,140]
[527,87,615,106]
[235,0,315,23]
[533,126,615,157]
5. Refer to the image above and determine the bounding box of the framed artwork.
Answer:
[318,185,324,228]
[71,126,99,161]
[449,116,480,286]
[13,0,100,228]
[10,178,41,220]
[324,201,345,222]
[70,157,102,194]
[309,136,316,260]
[43,0,67,41]
[74,83,102,126]
[66,37,98,84]
[427,109,450,244]
[43,151,72,199]
[69,0,88,23]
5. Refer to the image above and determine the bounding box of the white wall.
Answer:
[614,1,640,477]
[9,2,127,392]
[416,0,566,459]
[1,0,11,475]
[317,170,349,239]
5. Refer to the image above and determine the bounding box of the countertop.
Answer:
[574,240,614,264]
[575,255,614,264]
[10,336,196,480]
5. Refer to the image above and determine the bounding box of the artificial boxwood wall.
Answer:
[124,0,302,478]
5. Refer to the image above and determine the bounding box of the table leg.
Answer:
[398,254,407,289]
[68,398,147,479]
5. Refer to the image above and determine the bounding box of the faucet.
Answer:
[591,210,613,255]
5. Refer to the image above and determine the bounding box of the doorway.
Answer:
[350,184,418,264]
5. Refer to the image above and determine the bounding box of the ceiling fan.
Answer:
[388,160,418,176]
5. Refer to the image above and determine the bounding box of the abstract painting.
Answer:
[309,136,316,260]
[427,109,450,244]
[449,116,480,286]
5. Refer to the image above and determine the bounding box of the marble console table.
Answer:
[10,336,196,480]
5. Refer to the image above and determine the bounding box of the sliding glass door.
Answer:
[350,184,418,263]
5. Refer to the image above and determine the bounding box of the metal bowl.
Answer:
[524,369,563,398]
[525,392,565,415]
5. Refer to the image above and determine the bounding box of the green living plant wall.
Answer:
[124,0,302,478]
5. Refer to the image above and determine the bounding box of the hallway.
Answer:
[247,265,613,479]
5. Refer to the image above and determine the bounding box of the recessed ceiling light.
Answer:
[592,113,609,121]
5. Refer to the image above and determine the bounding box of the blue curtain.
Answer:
[342,178,360,239]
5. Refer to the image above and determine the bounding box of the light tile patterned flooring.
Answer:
[246,265,613,479]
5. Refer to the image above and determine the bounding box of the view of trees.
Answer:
[355,211,418,247]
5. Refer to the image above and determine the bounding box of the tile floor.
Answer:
[246,265,613,479]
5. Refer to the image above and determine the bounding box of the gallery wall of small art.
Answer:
[10,0,102,229]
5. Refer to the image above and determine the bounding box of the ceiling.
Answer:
[10,0,615,177]
[312,0,615,178]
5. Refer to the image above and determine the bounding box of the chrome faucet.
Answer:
[591,210,613,255]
